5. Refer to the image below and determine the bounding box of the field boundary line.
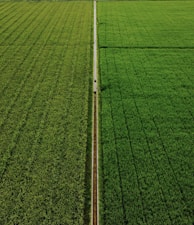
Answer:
[92,0,99,225]
[99,46,194,49]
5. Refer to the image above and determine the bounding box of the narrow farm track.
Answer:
[92,1,99,225]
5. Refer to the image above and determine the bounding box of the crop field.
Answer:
[1,1,194,225]
[98,1,194,47]
[0,2,92,224]
[98,2,194,225]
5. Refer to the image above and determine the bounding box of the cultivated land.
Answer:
[0,1,194,225]
[98,2,194,225]
[0,2,92,224]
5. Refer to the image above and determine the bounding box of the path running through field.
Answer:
[92,1,99,225]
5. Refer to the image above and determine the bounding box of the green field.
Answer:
[98,1,194,47]
[98,2,194,225]
[0,1,194,225]
[0,2,92,224]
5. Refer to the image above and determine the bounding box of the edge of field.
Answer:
[84,13,94,224]
[98,58,105,225]
[84,78,93,225]
[96,6,103,223]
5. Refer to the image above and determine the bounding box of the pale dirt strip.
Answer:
[92,0,99,225]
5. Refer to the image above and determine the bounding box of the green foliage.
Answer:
[98,1,194,47]
[0,2,92,224]
[98,2,194,225]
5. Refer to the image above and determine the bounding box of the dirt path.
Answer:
[92,1,99,225]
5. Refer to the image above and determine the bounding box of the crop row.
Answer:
[0,2,92,224]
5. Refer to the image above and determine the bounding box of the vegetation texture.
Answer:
[0,2,92,224]
[98,2,194,225]
[98,1,194,47]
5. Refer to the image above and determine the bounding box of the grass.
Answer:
[98,2,194,225]
[0,2,93,224]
